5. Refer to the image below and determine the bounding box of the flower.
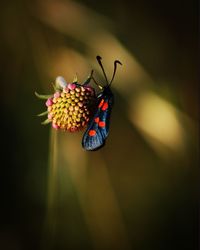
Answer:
[36,75,96,132]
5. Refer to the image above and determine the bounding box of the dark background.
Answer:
[0,0,198,249]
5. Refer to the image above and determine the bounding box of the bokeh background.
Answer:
[0,0,198,249]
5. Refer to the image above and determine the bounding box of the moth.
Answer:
[82,56,122,151]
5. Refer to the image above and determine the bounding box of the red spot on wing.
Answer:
[99,121,106,128]
[98,99,104,108]
[94,117,99,123]
[102,102,108,111]
[88,130,96,136]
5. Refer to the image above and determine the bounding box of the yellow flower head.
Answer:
[36,73,96,132]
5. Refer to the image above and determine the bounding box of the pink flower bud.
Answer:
[45,98,53,107]
[48,113,53,120]
[54,92,60,98]
[63,87,69,93]
[68,83,76,90]
[52,123,59,130]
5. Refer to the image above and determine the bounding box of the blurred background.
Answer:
[0,0,198,249]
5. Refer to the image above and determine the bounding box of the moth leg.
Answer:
[82,70,94,85]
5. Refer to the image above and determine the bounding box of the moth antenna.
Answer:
[96,56,109,85]
[109,60,122,86]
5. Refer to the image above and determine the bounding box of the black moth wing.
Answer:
[82,87,114,151]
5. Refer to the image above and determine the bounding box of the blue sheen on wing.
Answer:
[82,87,114,151]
